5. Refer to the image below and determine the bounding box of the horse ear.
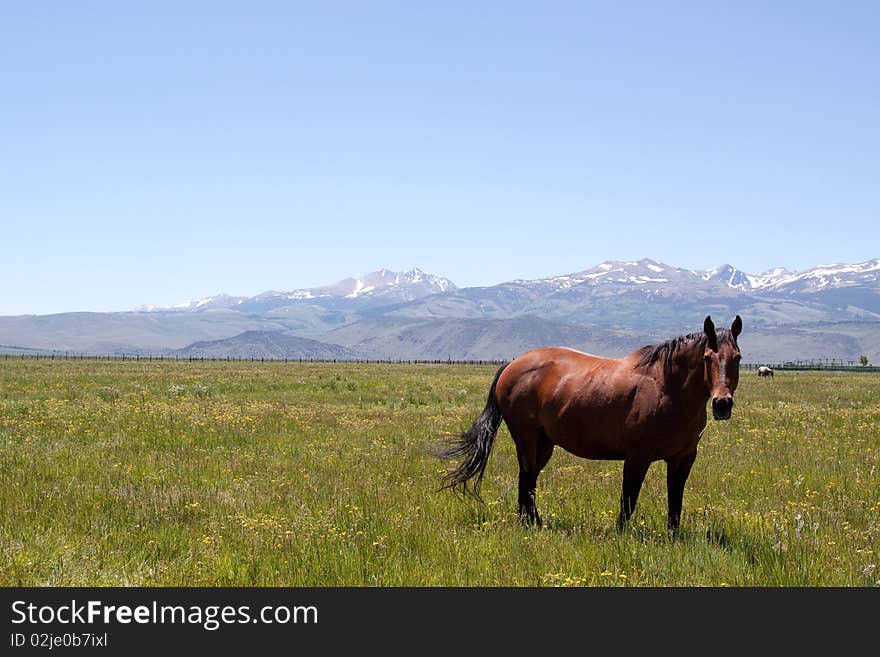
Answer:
[703,315,718,351]
[731,315,742,338]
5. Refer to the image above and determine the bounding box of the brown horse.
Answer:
[438,315,742,533]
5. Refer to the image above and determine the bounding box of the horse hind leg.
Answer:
[514,428,554,527]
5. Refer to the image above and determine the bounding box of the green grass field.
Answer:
[1,359,877,586]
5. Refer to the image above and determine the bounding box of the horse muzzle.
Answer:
[711,396,734,420]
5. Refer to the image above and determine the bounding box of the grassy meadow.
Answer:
[0,358,877,586]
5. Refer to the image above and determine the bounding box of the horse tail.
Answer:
[436,362,509,500]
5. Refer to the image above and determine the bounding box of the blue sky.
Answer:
[1,2,878,315]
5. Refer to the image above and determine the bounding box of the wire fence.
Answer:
[3,352,878,372]
[0,352,507,366]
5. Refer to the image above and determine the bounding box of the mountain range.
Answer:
[3,260,879,364]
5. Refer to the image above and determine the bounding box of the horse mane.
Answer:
[635,328,736,369]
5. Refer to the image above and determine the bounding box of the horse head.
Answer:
[702,315,742,420]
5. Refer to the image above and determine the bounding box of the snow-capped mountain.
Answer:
[138,268,456,312]
[309,268,456,300]
[136,293,248,312]
[514,258,683,292]
[512,257,880,296]
[511,258,771,296]
[386,257,880,332]
[699,264,755,290]
[697,260,880,294]
[139,259,880,316]
[749,260,880,294]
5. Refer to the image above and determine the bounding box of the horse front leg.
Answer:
[665,449,697,536]
[616,458,651,532]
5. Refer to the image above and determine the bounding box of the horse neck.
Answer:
[658,342,710,406]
